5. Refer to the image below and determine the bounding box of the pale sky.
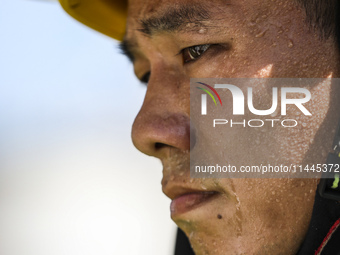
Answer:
[0,0,176,254]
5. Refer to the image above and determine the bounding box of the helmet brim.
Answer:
[59,0,127,41]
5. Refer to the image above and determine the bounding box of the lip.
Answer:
[170,191,219,216]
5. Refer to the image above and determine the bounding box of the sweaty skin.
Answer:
[126,0,340,254]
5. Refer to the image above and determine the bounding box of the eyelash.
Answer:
[139,44,213,84]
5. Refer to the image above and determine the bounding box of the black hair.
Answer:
[297,0,340,48]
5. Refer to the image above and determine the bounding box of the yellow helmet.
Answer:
[58,0,127,41]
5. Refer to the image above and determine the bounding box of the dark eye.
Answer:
[182,44,211,63]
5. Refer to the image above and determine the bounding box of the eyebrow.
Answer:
[119,5,212,62]
[139,5,211,35]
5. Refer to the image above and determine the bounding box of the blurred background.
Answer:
[0,0,176,254]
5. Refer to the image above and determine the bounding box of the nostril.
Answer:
[155,142,166,150]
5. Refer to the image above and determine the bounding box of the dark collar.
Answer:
[297,185,340,255]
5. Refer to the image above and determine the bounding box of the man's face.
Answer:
[125,0,340,254]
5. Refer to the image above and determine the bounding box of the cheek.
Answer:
[183,178,318,254]
[221,178,318,249]
[195,81,333,178]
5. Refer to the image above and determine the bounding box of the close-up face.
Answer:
[125,0,340,254]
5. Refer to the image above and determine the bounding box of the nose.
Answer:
[131,66,191,159]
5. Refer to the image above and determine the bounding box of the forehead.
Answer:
[124,0,304,60]
[127,0,209,19]
[124,0,305,48]
[126,0,298,27]
[126,0,217,36]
